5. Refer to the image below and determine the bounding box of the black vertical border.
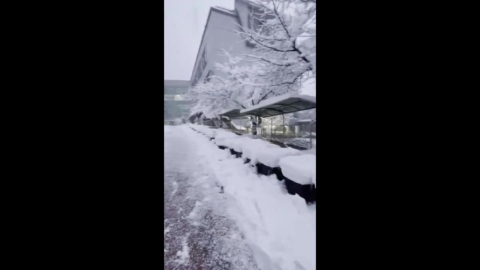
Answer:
[27,3,169,268]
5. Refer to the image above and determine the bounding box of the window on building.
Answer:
[201,48,207,70]
[204,70,214,83]
[192,47,208,87]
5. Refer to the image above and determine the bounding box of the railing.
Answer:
[217,118,316,150]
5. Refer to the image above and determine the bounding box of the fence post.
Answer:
[310,120,316,149]
[270,117,273,139]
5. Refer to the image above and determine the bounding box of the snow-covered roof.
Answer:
[218,108,239,115]
[218,108,249,119]
[239,93,316,117]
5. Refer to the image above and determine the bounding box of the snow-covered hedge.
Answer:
[214,131,240,147]
[256,147,301,168]
[191,126,315,185]
[279,155,316,186]
[240,139,280,164]
[189,125,316,204]
[278,154,316,204]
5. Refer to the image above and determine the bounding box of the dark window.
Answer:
[204,70,214,83]
[201,48,207,71]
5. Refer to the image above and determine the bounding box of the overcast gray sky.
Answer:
[164,0,234,81]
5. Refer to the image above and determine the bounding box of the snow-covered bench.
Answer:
[278,154,316,203]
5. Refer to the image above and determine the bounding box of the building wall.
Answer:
[190,6,255,88]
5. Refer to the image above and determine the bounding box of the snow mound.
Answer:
[256,147,301,168]
[214,130,240,146]
[189,124,217,137]
[279,155,316,185]
[203,129,215,138]
[242,139,280,164]
[214,129,238,139]
[221,137,252,152]
[301,147,316,156]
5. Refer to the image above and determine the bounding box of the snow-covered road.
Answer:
[164,125,316,270]
[164,125,259,270]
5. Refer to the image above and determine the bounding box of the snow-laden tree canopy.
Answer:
[188,0,316,127]
[188,80,237,119]
[238,0,316,98]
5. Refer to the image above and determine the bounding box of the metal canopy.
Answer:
[239,93,316,117]
[218,108,249,119]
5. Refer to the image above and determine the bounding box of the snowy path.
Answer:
[164,125,259,270]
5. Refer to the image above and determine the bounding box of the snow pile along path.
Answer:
[185,126,316,270]
[279,155,316,186]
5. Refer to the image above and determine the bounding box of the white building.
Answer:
[189,0,265,89]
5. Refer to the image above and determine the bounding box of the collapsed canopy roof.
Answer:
[239,93,316,117]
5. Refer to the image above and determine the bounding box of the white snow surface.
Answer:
[301,147,316,156]
[241,139,280,164]
[300,77,316,97]
[279,155,316,186]
[212,128,237,137]
[182,125,317,270]
[256,147,301,168]
[213,129,240,146]
[189,124,217,137]
[220,137,251,151]
[175,236,190,265]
